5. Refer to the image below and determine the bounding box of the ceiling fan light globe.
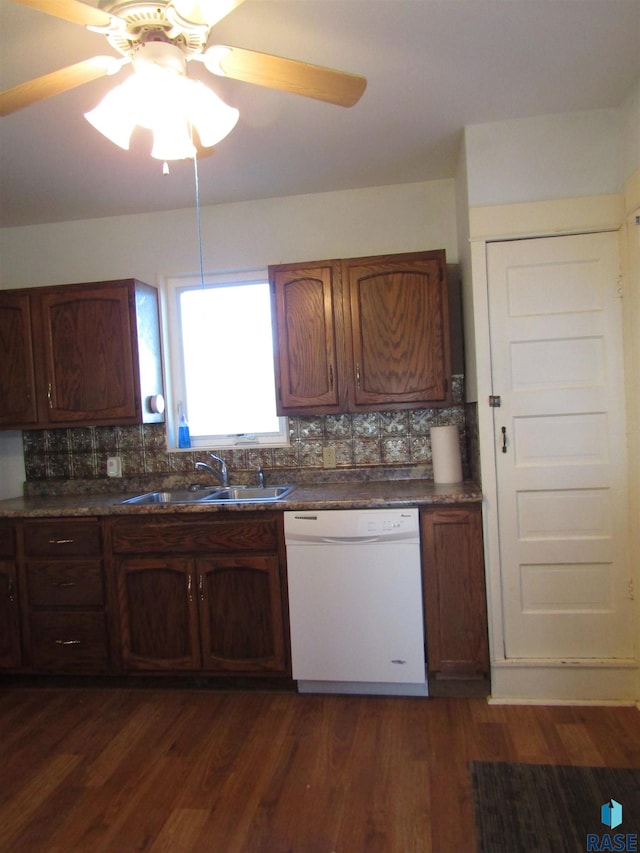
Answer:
[150,121,196,160]
[185,81,239,148]
[84,82,138,149]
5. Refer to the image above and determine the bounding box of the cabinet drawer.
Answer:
[27,560,104,606]
[29,611,109,672]
[110,515,280,555]
[25,520,102,557]
[0,526,15,558]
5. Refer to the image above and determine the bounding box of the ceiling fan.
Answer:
[0,0,367,158]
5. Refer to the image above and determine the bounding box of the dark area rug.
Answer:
[471,761,640,852]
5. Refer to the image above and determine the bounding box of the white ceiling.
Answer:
[1,0,639,228]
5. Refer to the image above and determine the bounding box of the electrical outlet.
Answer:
[322,446,337,468]
[107,456,122,477]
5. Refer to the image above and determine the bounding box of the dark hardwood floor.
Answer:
[1,685,639,852]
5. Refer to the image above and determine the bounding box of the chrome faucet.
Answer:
[256,466,265,488]
[195,453,229,487]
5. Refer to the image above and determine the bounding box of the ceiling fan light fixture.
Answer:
[84,81,138,149]
[84,55,239,159]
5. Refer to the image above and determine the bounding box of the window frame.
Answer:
[162,268,289,450]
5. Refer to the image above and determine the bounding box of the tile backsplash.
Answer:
[23,376,469,491]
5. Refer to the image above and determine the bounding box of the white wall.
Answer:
[622,79,640,180]
[0,433,25,500]
[465,108,624,208]
[0,179,458,497]
[0,180,457,290]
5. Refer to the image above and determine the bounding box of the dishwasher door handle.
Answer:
[319,536,382,544]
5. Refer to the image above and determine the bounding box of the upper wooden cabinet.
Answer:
[270,250,451,415]
[270,262,344,412]
[0,279,165,430]
[0,292,39,427]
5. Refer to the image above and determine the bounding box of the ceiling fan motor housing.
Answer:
[96,1,208,57]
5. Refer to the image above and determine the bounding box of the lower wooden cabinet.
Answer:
[420,505,489,679]
[0,524,21,669]
[21,518,111,673]
[2,503,486,685]
[111,513,290,677]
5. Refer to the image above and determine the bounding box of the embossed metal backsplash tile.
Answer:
[23,376,468,482]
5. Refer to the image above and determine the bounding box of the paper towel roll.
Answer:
[431,425,463,484]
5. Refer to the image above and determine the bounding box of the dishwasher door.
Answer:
[284,509,428,696]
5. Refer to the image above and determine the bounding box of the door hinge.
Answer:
[489,395,501,407]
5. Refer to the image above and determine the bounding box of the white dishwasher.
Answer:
[284,508,428,696]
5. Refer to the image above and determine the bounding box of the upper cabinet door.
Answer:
[345,251,451,410]
[0,292,38,427]
[270,263,344,414]
[37,282,139,425]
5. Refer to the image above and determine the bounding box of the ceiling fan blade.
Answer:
[204,45,367,107]
[0,57,121,116]
[171,0,246,28]
[10,0,113,28]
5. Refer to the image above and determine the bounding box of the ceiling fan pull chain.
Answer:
[193,148,205,291]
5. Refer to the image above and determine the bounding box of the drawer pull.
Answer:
[53,581,77,588]
[54,639,82,646]
[8,577,15,602]
[199,574,205,601]
[48,538,75,545]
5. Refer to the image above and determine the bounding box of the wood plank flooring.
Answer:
[0,686,639,852]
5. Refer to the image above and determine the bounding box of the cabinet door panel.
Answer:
[0,292,38,427]
[271,264,342,413]
[39,284,138,423]
[0,561,22,669]
[118,558,200,670]
[421,507,488,677]
[346,252,451,409]
[198,556,286,673]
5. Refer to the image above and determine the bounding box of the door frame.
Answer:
[468,192,640,704]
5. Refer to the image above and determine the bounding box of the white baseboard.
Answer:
[488,659,639,705]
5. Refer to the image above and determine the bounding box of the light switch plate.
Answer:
[322,446,337,468]
[107,456,122,477]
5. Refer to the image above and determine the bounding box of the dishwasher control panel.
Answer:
[284,508,419,543]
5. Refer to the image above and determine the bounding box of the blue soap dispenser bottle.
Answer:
[178,405,191,449]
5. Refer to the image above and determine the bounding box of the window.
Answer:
[164,269,288,449]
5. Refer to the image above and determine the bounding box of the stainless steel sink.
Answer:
[119,489,219,505]
[119,485,294,505]
[202,485,294,502]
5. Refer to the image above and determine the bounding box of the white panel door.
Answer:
[488,233,633,659]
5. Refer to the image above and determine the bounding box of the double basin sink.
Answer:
[120,485,294,506]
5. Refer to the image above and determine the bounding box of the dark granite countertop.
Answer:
[0,479,482,518]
